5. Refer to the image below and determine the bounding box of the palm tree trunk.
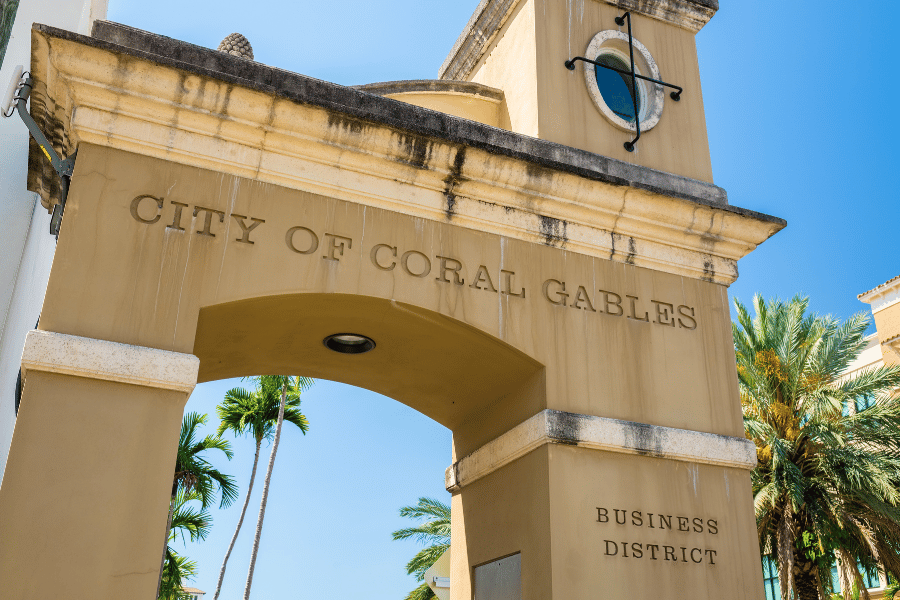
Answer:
[792,553,821,600]
[213,437,262,600]
[243,382,288,600]
[156,492,177,599]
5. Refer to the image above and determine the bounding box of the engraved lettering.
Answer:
[435,256,465,285]
[678,305,698,330]
[647,544,659,560]
[469,266,498,292]
[542,279,568,305]
[604,540,618,556]
[647,513,655,529]
[231,214,265,244]
[130,195,164,224]
[370,244,397,271]
[659,515,672,530]
[627,295,650,322]
[167,201,188,231]
[691,548,703,563]
[570,286,596,312]
[401,250,431,278]
[285,226,319,255]
[705,549,717,565]
[681,547,688,563]
[652,300,676,326]
[677,517,690,532]
[596,508,609,523]
[621,541,629,558]
[614,509,626,525]
[692,518,704,533]
[193,206,225,237]
[664,546,676,562]
[707,519,718,535]
[323,233,352,261]
[501,270,525,298]
[631,511,643,527]
[599,290,623,316]
[631,543,643,559]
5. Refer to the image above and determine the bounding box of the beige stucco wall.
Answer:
[470,0,538,135]
[874,304,900,366]
[41,144,743,453]
[466,0,713,182]
[0,371,188,598]
[382,91,507,129]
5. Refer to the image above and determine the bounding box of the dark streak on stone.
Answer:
[327,112,366,136]
[399,134,432,170]
[702,256,716,282]
[443,146,466,220]
[539,215,567,247]
[625,237,637,265]
[548,410,581,446]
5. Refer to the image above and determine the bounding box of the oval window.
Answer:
[594,53,639,122]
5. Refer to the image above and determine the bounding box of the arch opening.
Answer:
[193,293,544,432]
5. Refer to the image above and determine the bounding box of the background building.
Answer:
[0,0,108,480]
[760,273,900,599]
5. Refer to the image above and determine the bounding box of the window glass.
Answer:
[855,393,876,414]
[594,53,639,122]
[762,557,780,600]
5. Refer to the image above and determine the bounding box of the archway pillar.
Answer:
[448,410,763,600]
[0,330,199,599]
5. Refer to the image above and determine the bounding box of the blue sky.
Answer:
[103,0,899,598]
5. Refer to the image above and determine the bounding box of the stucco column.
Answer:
[0,330,198,599]
[448,410,763,600]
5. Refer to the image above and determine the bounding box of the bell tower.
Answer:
[441,0,716,182]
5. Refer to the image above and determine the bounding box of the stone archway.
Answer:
[0,21,784,600]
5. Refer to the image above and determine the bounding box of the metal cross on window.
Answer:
[565,12,683,152]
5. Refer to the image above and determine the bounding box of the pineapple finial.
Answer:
[217,33,254,60]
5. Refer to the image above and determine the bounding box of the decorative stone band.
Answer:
[445,409,756,492]
[20,330,200,394]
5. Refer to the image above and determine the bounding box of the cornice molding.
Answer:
[445,409,756,491]
[29,23,783,285]
[601,0,717,33]
[21,330,200,393]
[859,276,900,314]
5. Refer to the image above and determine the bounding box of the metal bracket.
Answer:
[3,69,76,235]
[565,12,684,152]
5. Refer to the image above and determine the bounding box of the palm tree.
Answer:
[242,375,314,600]
[734,295,900,600]
[212,377,310,600]
[157,412,238,598]
[392,497,451,600]
[158,489,211,600]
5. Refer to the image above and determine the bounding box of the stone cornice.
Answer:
[858,275,900,314]
[439,0,717,81]
[21,330,200,393]
[601,0,718,33]
[29,22,783,285]
[445,409,757,491]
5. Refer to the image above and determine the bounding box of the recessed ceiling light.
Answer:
[323,333,376,354]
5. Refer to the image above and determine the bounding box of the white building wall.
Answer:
[0,0,108,481]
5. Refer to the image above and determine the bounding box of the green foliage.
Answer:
[393,497,450,600]
[0,0,19,69]
[735,294,900,599]
[217,376,312,444]
[175,412,238,509]
[158,491,210,600]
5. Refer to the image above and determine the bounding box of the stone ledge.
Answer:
[21,330,200,393]
[445,409,756,491]
[355,80,505,102]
